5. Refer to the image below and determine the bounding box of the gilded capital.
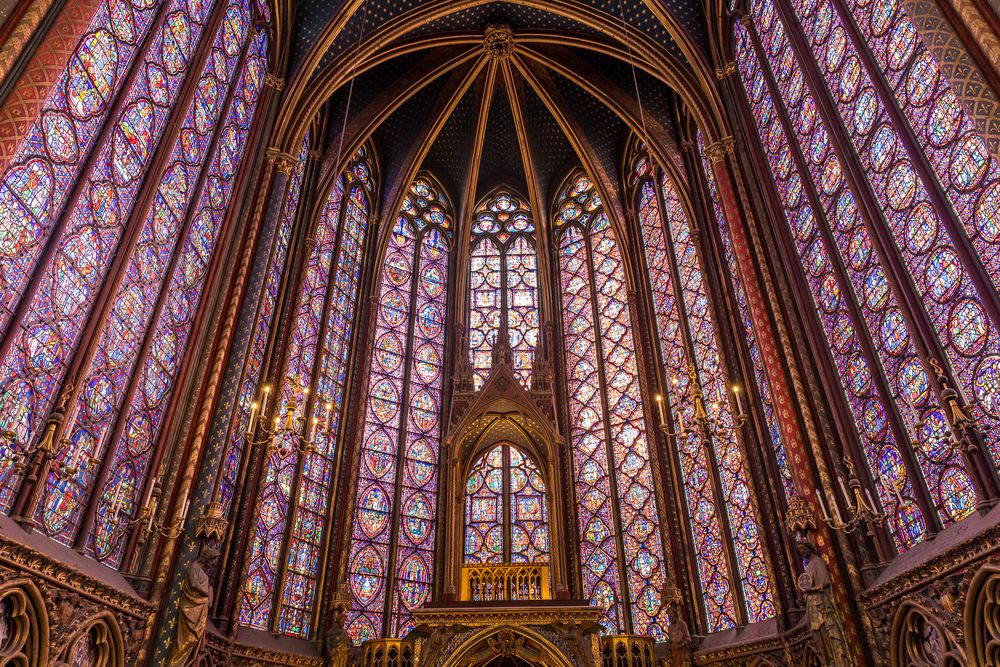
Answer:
[265,147,296,175]
[715,62,737,79]
[704,136,736,163]
[264,73,285,91]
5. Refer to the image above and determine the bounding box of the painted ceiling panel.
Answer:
[289,0,708,77]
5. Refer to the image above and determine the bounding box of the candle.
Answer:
[733,385,744,416]
[181,497,190,522]
[832,496,844,524]
[70,440,82,471]
[677,411,686,435]
[837,476,850,506]
[865,488,878,512]
[261,384,271,416]
[816,489,830,520]
[248,401,259,435]
[146,495,158,532]
[655,394,666,424]
[325,402,332,434]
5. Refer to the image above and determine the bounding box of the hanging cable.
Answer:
[615,0,653,152]
[332,0,374,172]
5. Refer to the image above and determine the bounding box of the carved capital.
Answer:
[193,501,227,541]
[704,136,736,164]
[715,62,737,79]
[264,73,285,91]
[265,147,296,175]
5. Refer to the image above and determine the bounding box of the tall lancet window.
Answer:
[735,0,985,551]
[469,190,538,388]
[555,172,667,640]
[0,0,268,568]
[239,148,375,638]
[346,177,451,643]
[629,151,794,504]
[631,156,776,631]
[464,443,549,564]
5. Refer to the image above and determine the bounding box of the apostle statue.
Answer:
[796,539,850,666]
[168,545,220,666]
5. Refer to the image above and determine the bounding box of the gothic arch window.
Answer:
[239,147,375,637]
[554,171,667,639]
[464,442,549,564]
[0,0,268,568]
[643,148,794,502]
[468,189,538,389]
[734,0,987,551]
[346,175,451,643]
[630,156,776,631]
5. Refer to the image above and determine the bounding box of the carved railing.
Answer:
[600,635,655,667]
[361,638,414,667]
[460,563,550,601]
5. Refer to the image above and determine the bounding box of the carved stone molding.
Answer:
[692,624,810,665]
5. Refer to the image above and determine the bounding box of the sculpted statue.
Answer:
[666,613,692,667]
[168,546,220,667]
[325,606,353,667]
[796,540,850,667]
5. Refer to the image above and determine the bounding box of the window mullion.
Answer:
[582,226,635,634]
[744,17,945,535]
[382,228,424,637]
[652,176,749,626]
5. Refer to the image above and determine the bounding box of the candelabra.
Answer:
[815,458,887,535]
[654,364,748,442]
[244,381,334,458]
[4,387,97,481]
[128,488,188,540]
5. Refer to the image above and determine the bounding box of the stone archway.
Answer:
[440,626,577,667]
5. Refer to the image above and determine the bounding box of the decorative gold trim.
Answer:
[714,62,736,79]
[265,73,286,91]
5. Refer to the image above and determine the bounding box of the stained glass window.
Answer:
[735,0,982,550]
[631,158,776,629]
[0,0,228,512]
[35,0,254,549]
[464,443,549,564]
[779,0,1000,470]
[239,148,374,636]
[89,27,269,567]
[468,190,538,389]
[554,172,667,640]
[0,0,165,333]
[0,0,269,570]
[346,176,451,643]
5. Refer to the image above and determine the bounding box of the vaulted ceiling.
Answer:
[273,0,727,226]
